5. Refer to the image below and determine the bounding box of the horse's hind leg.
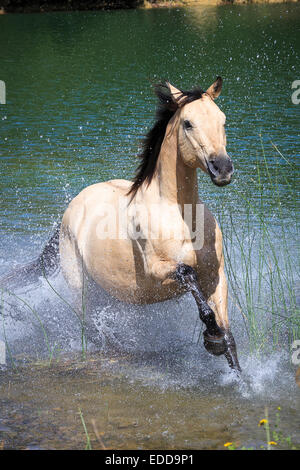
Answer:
[174,263,241,373]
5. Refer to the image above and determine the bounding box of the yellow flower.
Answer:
[268,441,277,446]
[258,419,268,426]
[277,406,281,411]
[224,442,233,447]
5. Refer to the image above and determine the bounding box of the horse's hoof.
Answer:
[224,331,242,374]
[203,329,227,356]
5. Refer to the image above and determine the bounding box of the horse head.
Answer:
[167,77,234,187]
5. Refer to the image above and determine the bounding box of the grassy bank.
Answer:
[0,0,299,14]
[144,0,299,8]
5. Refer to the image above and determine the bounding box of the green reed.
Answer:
[0,259,88,368]
[217,137,300,353]
[78,407,92,450]
[0,285,56,368]
[41,260,88,361]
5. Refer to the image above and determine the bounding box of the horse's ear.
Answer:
[166,82,186,107]
[206,76,223,100]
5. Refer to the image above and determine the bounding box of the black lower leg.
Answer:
[174,264,241,372]
[174,264,242,372]
[174,264,223,338]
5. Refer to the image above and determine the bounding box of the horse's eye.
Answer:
[184,120,193,130]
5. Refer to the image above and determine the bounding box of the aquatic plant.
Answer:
[0,286,55,368]
[40,260,88,361]
[78,407,92,450]
[218,137,300,354]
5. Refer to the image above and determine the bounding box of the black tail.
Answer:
[0,225,60,291]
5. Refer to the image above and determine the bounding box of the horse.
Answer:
[58,77,241,373]
[0,77,241,373]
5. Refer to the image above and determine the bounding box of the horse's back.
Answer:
[70,179,131,204]
[62,178,130,229]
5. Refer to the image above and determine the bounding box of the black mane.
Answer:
[127,82,205,200]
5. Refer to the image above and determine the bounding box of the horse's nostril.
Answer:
[213,162,219,172]
[207,160,219,176]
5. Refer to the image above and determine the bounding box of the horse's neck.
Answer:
[152,119,199,208]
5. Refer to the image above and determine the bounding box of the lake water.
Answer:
[0,4,299,450]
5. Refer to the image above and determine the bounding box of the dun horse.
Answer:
[1,77,241,373]
[59,77,241,373]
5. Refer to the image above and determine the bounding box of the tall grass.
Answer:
[217,138,300,353]
[41,260,88,360]
[0,260,88,368]
[0,285,57,368]
[78,407,92,450]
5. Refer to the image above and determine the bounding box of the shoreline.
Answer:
[0,0,299,15]
[143,0,299,8]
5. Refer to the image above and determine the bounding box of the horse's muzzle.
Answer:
[206,155,234,187]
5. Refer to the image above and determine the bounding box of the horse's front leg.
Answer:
[174,263,241,374]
